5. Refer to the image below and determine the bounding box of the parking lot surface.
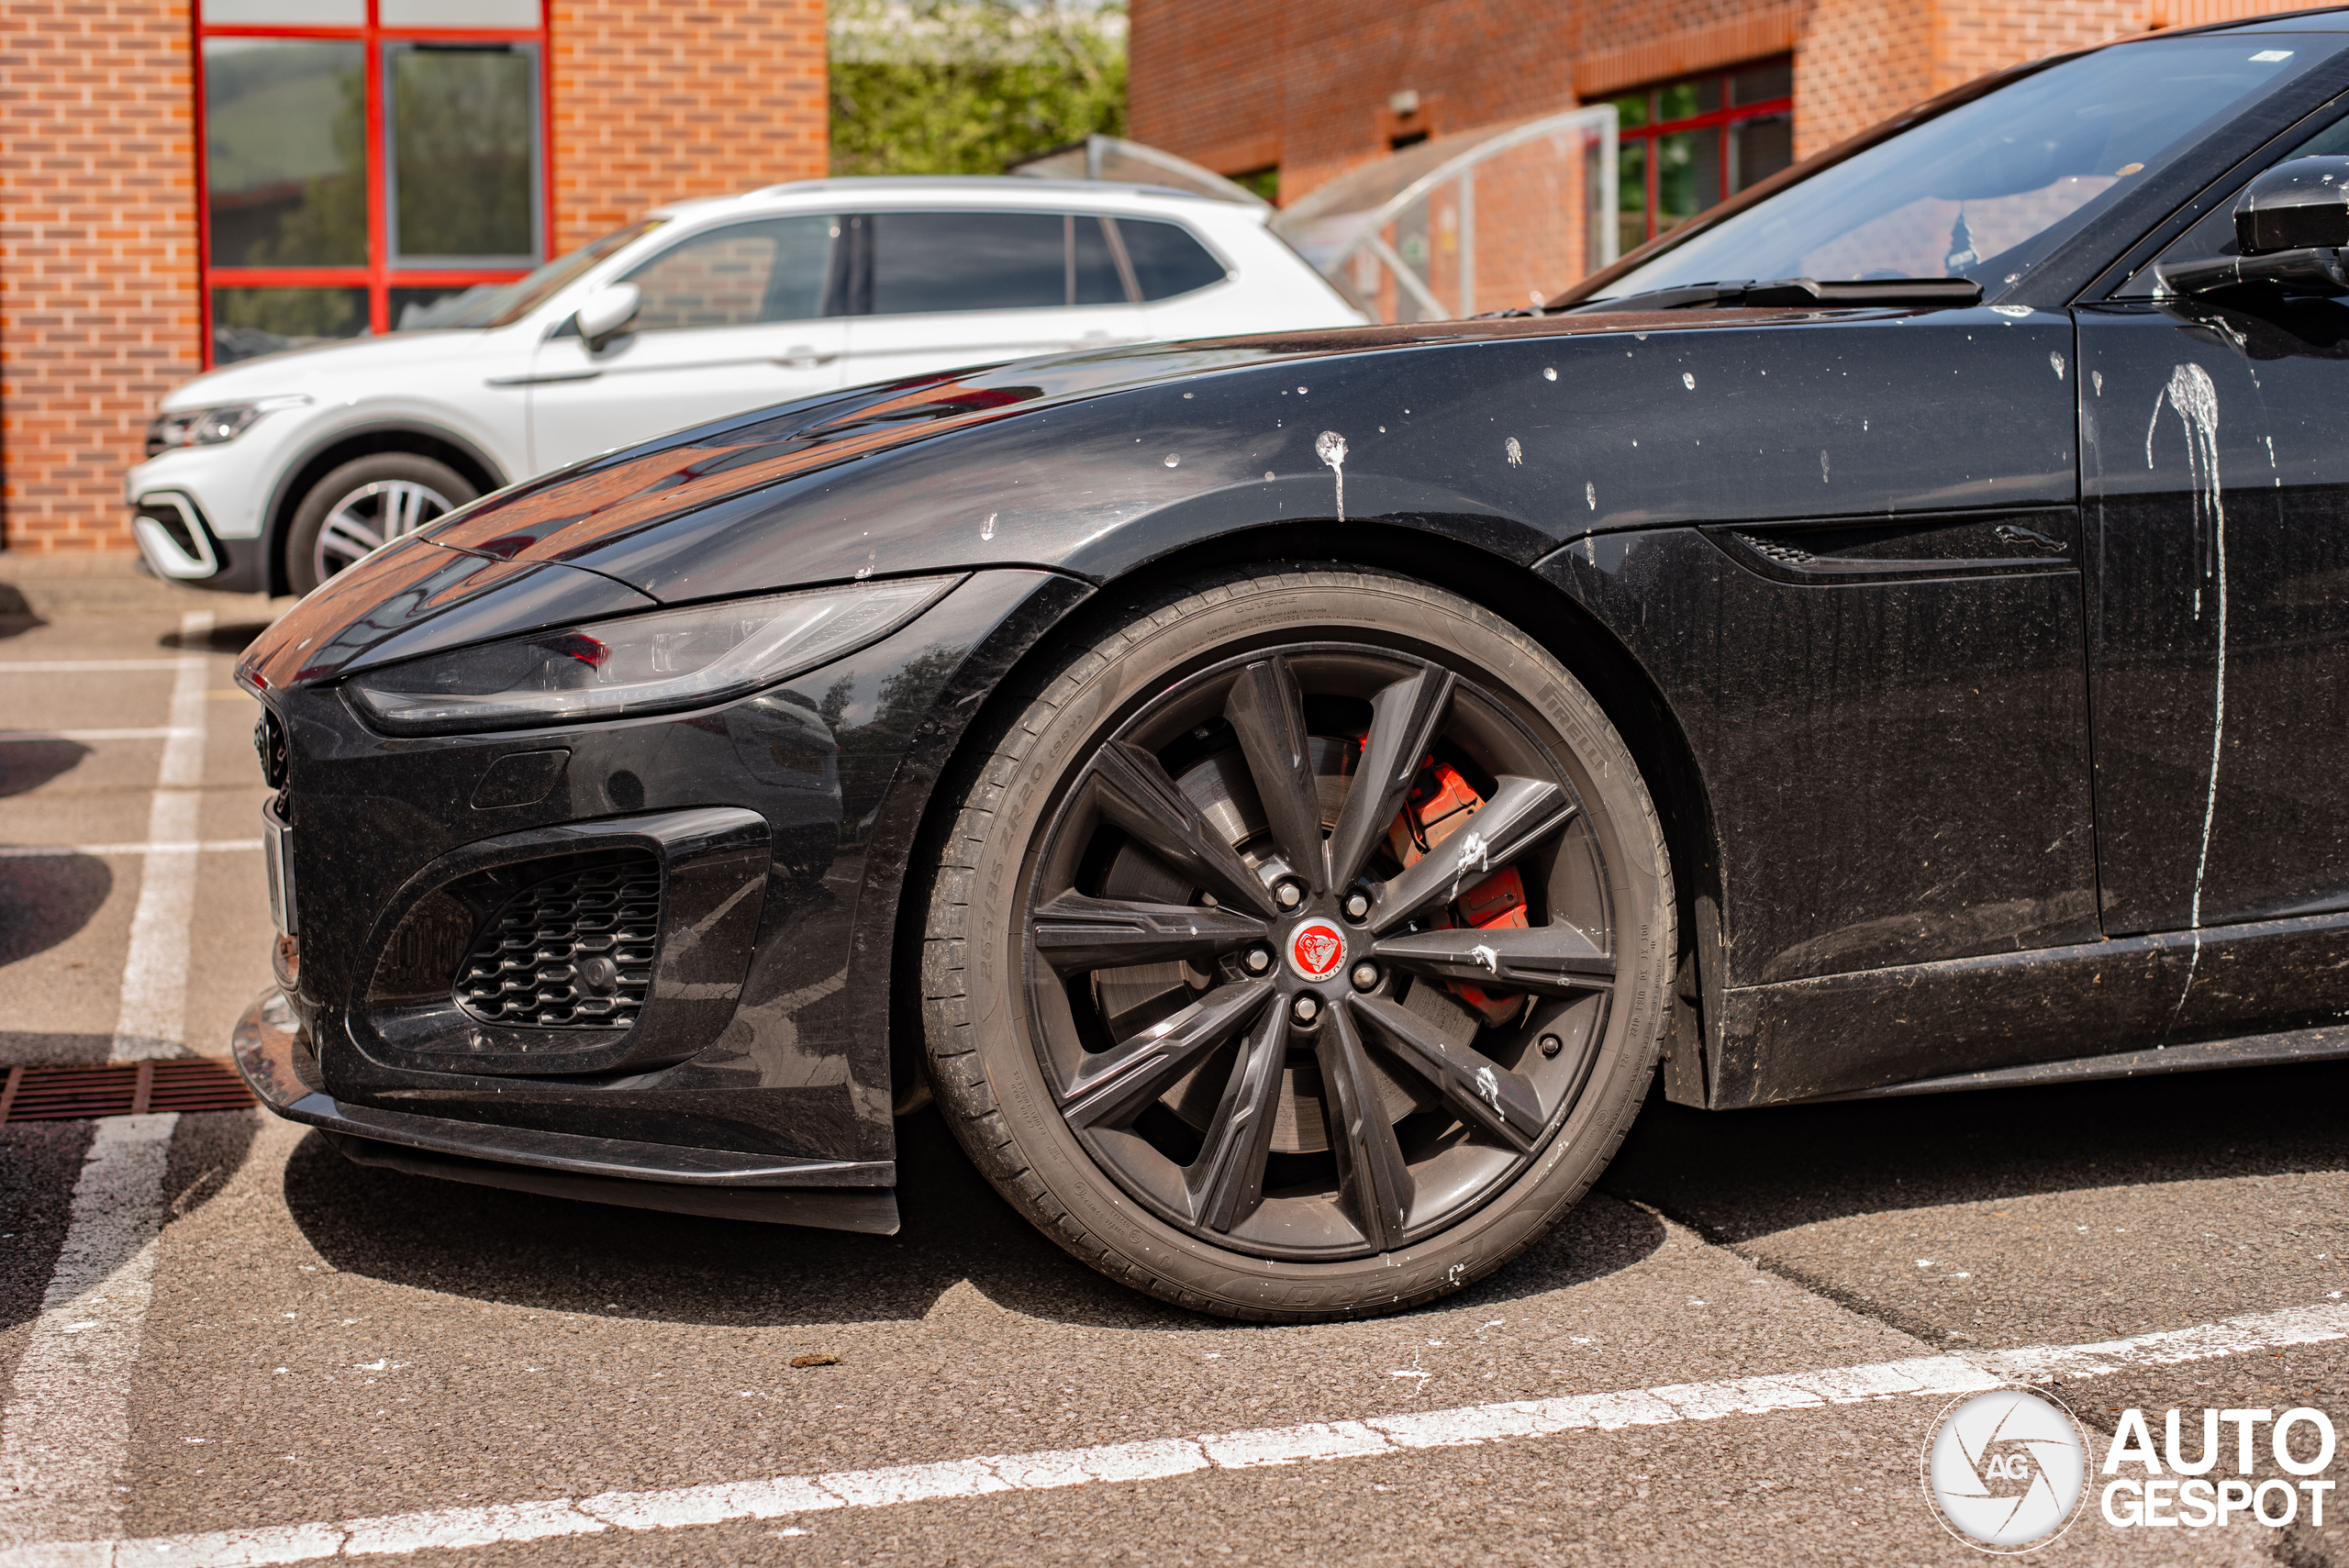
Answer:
[1,593,2343,1566]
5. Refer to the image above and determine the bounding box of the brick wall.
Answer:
[1131,0,2334,204]
[548,0,829,253]
[0,0,200,555]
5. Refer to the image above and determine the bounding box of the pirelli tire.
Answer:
[919,566,1675,1322]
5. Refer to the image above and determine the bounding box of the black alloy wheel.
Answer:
[922,569,1675,1320]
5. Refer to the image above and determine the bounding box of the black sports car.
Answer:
[235,14,2349,1319]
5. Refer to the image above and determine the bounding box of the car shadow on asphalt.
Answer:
[279,1103,1669,1330]
[0,850,111,970]
[158,621,274,655]
[1600,1056,2349,1246]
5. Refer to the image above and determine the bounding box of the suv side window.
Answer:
[620,216,840,329]
[1112,217,1230,300]
[868,211,1070,314]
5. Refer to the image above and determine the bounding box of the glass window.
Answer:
[622,217,839,330]
[1597,34,2347,301]
[196,3,548,365]
[388,44,539,263]
[1610,55,1794,248]
[211,286,370,363]
[203,39,367,268]
[1113,217,1227,300]
[868,212,1069,314]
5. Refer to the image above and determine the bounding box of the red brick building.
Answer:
[0,0,827,557]
[1130,0,2319,243]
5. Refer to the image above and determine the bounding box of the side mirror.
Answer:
[2158,157,2349,298]
[2236,156,2349,252]
[574,283,640,352]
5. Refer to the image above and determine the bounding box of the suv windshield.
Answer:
[394,219,667,331]
[1586,33,2345,303]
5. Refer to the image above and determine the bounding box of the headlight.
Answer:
[346,575,960,736]
[145,395,310,456]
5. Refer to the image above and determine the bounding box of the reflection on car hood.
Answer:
[415,315,1699,583]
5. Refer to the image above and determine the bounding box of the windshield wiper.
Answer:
[1564,276,1983,314]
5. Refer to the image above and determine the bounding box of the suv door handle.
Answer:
[773,347,840,369]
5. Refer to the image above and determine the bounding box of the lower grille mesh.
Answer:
[455,855,661,1028]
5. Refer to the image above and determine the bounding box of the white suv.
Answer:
[128,176,1364,595]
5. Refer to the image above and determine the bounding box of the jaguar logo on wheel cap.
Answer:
[1288,920,1346,981]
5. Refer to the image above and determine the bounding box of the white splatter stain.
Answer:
[1991,304,2032,318]
[1163,453,1180,468]
[1468,943,1499,973]
[2093,370,2104,395]
[1475,1063,1504,1118]
[1264,470,1275,482]
[2050,350,2066,381]
[1820,450,1831,484]
[2145,361,2227,1027]
[1297,385,1308,395]
[1681,372,1696,391]
[1542,367,1557,382]
[1505,437,1523,467]
[1586,482,1597,510]
[980,511,996,541]
[1315,429,1348,519]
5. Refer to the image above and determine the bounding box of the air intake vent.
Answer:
[454,855,661,1029]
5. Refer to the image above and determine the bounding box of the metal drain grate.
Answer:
[0,1060,256,1123]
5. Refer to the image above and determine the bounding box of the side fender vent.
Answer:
[455,854,662,1028]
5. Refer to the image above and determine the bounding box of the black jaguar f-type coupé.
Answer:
[236,13,2349,1318]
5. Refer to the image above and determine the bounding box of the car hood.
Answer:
[239,302,2077,691]
[162,328,521,410]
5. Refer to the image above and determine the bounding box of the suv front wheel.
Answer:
[284,452,476,595]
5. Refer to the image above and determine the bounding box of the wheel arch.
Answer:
[879,517,1725,1119]
[262,422,509,595]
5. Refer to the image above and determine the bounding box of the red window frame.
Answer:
[194,1,556,367]
[1611,57,1794,249]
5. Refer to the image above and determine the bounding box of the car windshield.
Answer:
[393,219,668,331]
[1587,33,2347,302]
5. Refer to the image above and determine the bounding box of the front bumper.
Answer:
[232,987,900,1232]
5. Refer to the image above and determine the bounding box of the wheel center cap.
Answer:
[1286,919,1346,982]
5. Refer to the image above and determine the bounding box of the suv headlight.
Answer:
[145,395,311,456]
[346,575,960,736]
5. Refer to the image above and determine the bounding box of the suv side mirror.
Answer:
[575,283,641,352]
[2158,157,2349,298]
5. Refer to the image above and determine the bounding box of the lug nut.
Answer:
[1243,947,1272,974]
[1539,1033,1564,1059]
[1350,962,1379,992]
[1343,889,1371,921]
[1291,995,1321,1023]
[1275,880,1304,909]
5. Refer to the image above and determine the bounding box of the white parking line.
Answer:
[0,1114,180,1556]
[0,729,198,744]
[8,1299,2343,1568]
[110,614,213,1062]
[0,661,188,674]
[0,842,261,860]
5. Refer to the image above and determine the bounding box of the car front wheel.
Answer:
[921,567,1675,1320]
[284,453,476,595]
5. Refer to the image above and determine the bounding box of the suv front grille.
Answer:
[454,855,661,1028]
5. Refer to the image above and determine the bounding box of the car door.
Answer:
[526,214,848,471]
[2076,97,2349,1032]
[837,209,1154,388]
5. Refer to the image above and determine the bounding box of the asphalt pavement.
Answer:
[0,588,2343,1567]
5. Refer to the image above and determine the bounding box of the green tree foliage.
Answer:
[829,0,1127,177]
